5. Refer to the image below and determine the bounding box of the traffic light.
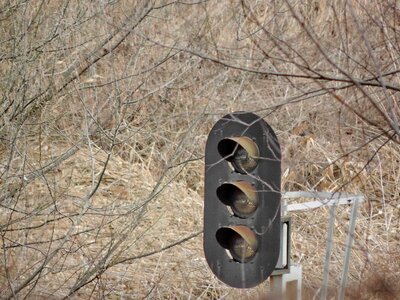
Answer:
[203,111,281,288]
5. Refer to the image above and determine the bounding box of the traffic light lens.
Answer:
[229,235,256,262]
[217,182,258,218]
[216,226,258,263]
[232,145,258,173]
[231,189,257,218]
[217,137,259,174]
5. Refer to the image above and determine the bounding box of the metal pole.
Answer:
[338,199,360,300]
[270,274,284,296]
[282,265,302,300]
[320,203,337,300]
[269,197,287,297]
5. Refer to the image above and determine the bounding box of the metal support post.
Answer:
[338,199,360,300]
[320,203,337,300]
[270,264,302,300]
[282,265,302,300]
[270,198,301,300]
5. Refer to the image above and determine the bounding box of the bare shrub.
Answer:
[0,0,399,298]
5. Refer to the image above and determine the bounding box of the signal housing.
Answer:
[204,111,281,288]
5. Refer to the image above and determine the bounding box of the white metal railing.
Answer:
[275,191,365,300]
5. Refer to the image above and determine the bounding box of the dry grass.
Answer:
[0,0,399,299]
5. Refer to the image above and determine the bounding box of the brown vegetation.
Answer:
[0,0,399,298]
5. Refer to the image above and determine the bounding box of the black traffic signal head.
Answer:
[203,111,281,288]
